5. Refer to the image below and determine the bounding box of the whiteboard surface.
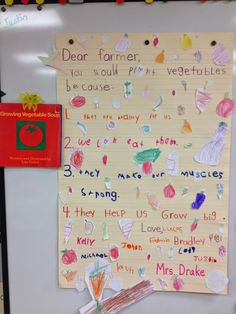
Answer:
[1,2,236,313]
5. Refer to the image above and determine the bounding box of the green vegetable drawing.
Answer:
[134,148,161,175]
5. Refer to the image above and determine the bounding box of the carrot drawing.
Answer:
[190,218,199,232]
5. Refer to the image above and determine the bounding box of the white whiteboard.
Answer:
[1,2,236,313]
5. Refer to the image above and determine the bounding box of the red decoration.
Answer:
[142,161,153,175]
[58,0,67,4]
[163,184,176,198]
[61,249,77,265]
[70,95,86,108]
[116,0,125,4]
[102,155,108,166]
[20,0,30,4]
[153,37,159,47]
[216,97,235,118]
[173,276,184,291]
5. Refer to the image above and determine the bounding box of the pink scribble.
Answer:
[177,105,185,115]
[147,194,159,210]
[157,278,168,290]
[212,44,230,66]
[70,149,84,170]
[218,245,226,258]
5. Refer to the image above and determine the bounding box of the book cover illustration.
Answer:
[0,102,62,167]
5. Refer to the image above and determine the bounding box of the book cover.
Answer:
[0,103,62,167]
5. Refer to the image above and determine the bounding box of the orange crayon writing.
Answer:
[83,113,97,120]
[149,113,159,119]
[161,210,187,220]
[103,115,113,120]
[193,256,217,263]
[116,262,135,274]
[104,209,126,218]
[204,211,216,221]
[121,242,142,251]
[149,237,170,244]
[209,233,222,243]
[75,207,95,217]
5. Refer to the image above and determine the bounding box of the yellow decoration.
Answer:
[19,93,43,112]
[35,0,45,4]
[145,0,154,3]
[4,0,13,5]
[155,50,165,64]
[181,119,192,133]
[180,34,192,50]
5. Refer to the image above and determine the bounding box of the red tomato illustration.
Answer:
[70,95,86,108]
[19,124,44,147]
[61,249,77,265]
[173,276,184,291]
[70,149,84,170]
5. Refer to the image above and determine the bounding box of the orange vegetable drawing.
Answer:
[90,272,105,301]
[62,270,77,282]
[155,50,165,64]
[181,119,192,133]
[85,259,111,308]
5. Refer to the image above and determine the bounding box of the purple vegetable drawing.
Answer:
[192,191,206,209]
[194,122,227,166]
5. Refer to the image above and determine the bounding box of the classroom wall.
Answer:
[1,2,236,313]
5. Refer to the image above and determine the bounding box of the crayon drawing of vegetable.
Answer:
[70,95,86,108]
[61,249,77,265]
[216,95,235,118]
[192,191,206,209]
[163,184,176,198]
[190,218,199,232]
[133,148,161,175]
[85,259,111,312]
[173,275,184,291]
[70,149,84,170]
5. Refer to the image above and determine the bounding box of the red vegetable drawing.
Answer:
[109,244,120,261]
[134,148,161,175]
[153,36,159,47]
[62,270,77,282]
[190,218,199,232]
[216,96,235,118]
[142,161,153,175]
[163,184,176,198]
[70,95,86,108]
[19,124,43,147]
[70,149,84,170]
[102,155,108,166]
[173,275,184,291]
[61,249,77,265]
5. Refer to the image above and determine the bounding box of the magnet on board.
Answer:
[68,0,84,3]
